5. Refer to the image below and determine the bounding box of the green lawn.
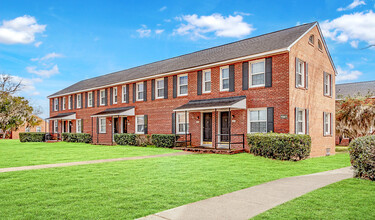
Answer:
[253,178,375,219]
[0,147,350,219]
[0,139,177,168]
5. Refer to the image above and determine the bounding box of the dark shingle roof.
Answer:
[46,112,75,120]
[336,81,375,99]
[175,96,246,110]
[49,22,317,97]
[92,106,135,116]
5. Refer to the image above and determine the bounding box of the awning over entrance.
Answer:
[91,106,135,117]
[174,96,246,112]
[46,112,76,120]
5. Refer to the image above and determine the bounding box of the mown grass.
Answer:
[253,178,375,219]
[0,139,177,168]
[0,152,350,219]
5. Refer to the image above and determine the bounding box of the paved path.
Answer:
[140,167,353,220]
[0,151,191,173]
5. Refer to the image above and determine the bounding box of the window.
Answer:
[36,126,41,132]
[203,70,211,93]
[100,89,106,105]
[296,59,305,88]
[88,92,93,107]
[113,87,118,104]
[54,98,58,111]
[77,119,82,133]
[177,112,189,134]
[318,40,323,50]
[156,78,164,98]
[68,96,72,109]
[25,127,30,132]
[248,109,267,133]
[309,34,314,44]
[54,120,58,133]
[136,83,144,101]
[324,112,332,136]
[324,72,332,96]
[122,86,127,103]
[249,60,265,87]
[62,97,66,110]
[77,94,82,108]
[178,74,188,96]
[99,118,106,133]
[136,115,145,134]
[296,108,308,134]
[220,66,229,91]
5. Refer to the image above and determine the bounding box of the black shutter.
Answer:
[126,84,129,103]
[295,57,299,88]
[104,89,108,106]
[51,120,54,133]
[133,84,136,103]
[92,91,95,107]
[173,75,177,98]
[85,93,88,108]
[197,70,202,95]
[143,81,147,101]
[265,57,272,88]
[242,62,248,90]
[295,108,298,134]
[164,77,168,99]
[59,97,62,111]
[74,94,77,109]
[172,112,176,134]
[305,62,308,89]
[144,115,148,134]
[70,96,73,109]
[52,99,55,112]
[110,88,113,105]
[96,117,99,135]
[81,93,83,108]
[229,64,235,92]
[306,109,309,135]
[330,74,333,97]
[97,91,100,107]
[267,107,274,132]
[151,79,155,100]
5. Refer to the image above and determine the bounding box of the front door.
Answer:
[68,121,72,133]
[203,113,212,143]
[113,118,119,134]
[122,117,127,133]
[220,112,230,142]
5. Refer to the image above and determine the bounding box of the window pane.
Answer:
[298,122,303,133]
[222,68,229,79]
[137,116,144,125]
[297,74,302,86]
[157,88,164,97]
[204,71,211,81]
[298,111,303,121]
[222,79,229,89]
[205,82,211,91]
[252,73,265,85]
[179,76,187,85]
[180,85,188,94]
[250,111,258,121]
[252,61,264,74]
[157,80,164,88]
[259,110,267,120]
[259,122,267,133]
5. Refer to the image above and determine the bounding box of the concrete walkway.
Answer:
[140,167,353,220]
[0,151,191,173]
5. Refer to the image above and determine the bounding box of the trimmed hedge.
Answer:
[114,133,138,146]
[247,133,311,161]
[19,132,46,142]
[349,135,375,181]
[152,134,176,148]
[62,133,92,143]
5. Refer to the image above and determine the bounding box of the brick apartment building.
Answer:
[47,22,336,157]
[11,116,47,139]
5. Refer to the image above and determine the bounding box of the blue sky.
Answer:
[1,0,375,118]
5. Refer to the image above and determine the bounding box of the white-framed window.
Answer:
[309,34,314,44]
[178,74,188,96]
[136,83,144,101]
[99,118,106,133]
[88,92,93,107]
[203,69,211,93]
[25,127,30,132]
[177,112,189,134]
[324,72,332,96]
[135,115,145,134]
[122,86,127,103]
[248,109,267,133]
[296,59,305,88]
[54,120,58,133]
[220,66,229,91]
[36,126,41,132]
[324,112,332,136]
[62,97,66,110]
[100,89,106,105]
[249,59,265,87]
[54,98,58,111]
[318,40,323,50]
[156,78,164,99]
[76,119,82,133]
[68,96,72,109]
[77,94,82,108]
[296,109,306,134]
[113,87,118,104]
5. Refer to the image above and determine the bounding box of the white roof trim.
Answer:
[90,108,135,117]
[47,113,76,121]
[173,98,246,112]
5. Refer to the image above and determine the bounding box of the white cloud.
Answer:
[159,6,167,12]
[34,41,42,47]
[0,15,46,44]
[337,0,366,11]
[234,11,251,16]
[350,40,359,48]
[136,25,151,38]
[174,13,254,39]
[164,19,171,22]
[2,75,42,94]
[31,52,64,61]
[155,29,164,34]
[26,64,59,77]
[336,65,363,82]
[321,11,375,46]
[347,63,355,69]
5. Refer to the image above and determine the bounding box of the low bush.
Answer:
[152,134,176,148]
[62,133,92,143]
[114,133,138,146]
[19,132,46,142]
[247,133,311,161]
[349,135,375,181]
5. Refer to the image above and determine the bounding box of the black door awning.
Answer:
[91,106,135,117]
[174,96,246,112]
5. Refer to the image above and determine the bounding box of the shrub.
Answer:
[152,134,176,148]
[19,132,46,142]
[247,133,311,161]
[114,133,138,146]
[136,134,152,147]
[349,135,375,181]
[62,133,92,143]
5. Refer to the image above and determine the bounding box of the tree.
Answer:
[336,94,375,139]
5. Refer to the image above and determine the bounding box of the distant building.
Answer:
[336,80,375,99]
[11,116,48,139]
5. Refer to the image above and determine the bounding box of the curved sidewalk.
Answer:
[0,151,191,173]
[140,167,353,220]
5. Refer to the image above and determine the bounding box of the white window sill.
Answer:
[202,91,211,94]
[177,94,188,97]
[220,89,229,92]
[249,84,265,88]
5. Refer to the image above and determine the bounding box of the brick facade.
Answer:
[11,116,47,139]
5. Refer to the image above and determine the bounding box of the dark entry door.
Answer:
[113,118,119,134]
[203,113,212,142]
[63,121,66,133]
[221,112,229,142]
[122,117,127,133]
[68,121,72,133]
